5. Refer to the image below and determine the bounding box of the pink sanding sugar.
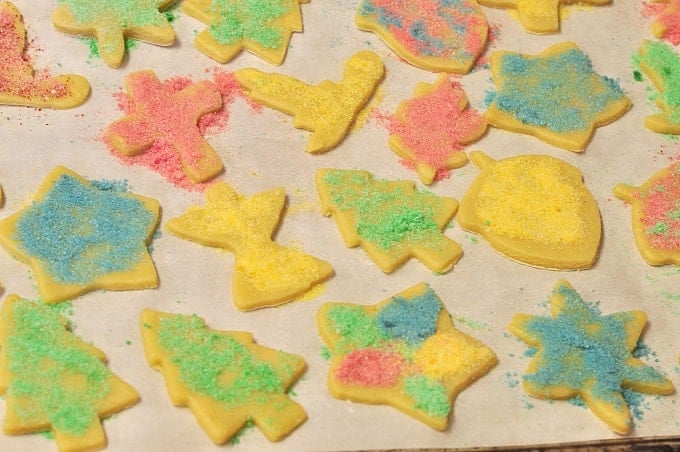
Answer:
[637,164,680,250]
[644,0,680,46]
[335,348,407,387]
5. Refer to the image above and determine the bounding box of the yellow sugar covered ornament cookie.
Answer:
[0,166,160,303]
[458,151,601,270]
[183,0,309,65]
[477,0,610,34]
[141,309,307,443]
[0,295,140,451]
[613,163,680,266]
[317,283,497,430]
[0,2,89,109]
[484,42,630,151]
[509,280,675,434]
[166,181,333,311]
[235,50,384,153]
[316,168,462,273]
[51,0,177,68]
[355,0,489,73]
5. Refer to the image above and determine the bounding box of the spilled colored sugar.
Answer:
[14,174,155,285]
[207,0,292,48]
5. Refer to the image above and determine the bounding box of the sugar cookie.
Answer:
[635,40,680,134]
[316,169,462,273]
[318,282,497,430]
[105,70,224,183]
[0,167,160,302]
[166,182,333,311]
[141,309,307,443]
[458,151,601,269]
[182,0,309,65]
[355,0,489,73]
[648,0,680,46]
[388,74,487,184]
[509,280,675,434]
[51,0,177,68]
[235,50,384,153]
[0,294,139,451]
[0,2,89,109]
[485,41,630,151]
[614,163,680,266]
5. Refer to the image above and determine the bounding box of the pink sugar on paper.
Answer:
[335,348,406,387]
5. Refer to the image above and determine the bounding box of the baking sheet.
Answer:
[0,1,678,450]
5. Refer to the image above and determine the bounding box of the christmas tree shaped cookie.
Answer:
[105,70,224,183]
[485,42,630,151]
[316,169,461,273]
[141,309,307,443]
[509,280,675,434]
[235,50,384,153]
[0,295,139,451]
[0,2,89,109]
[635,40,680,134]
[458,151,601,269]
[477,0,610,34]
[318,283,497,430]
[0,167,160,302]
[166,182,333,311]
[613,163,680,265]
[51,0,177,68]
[182,0,309,65]
[388,74,487,184]
[355,0,489,73]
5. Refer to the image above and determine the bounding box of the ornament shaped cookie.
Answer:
[141,309,307,443]
[458,152,601,270]
[51,0,177,68]
[509,280,675,434]
[648,0,680,45]
[635,40,680,134]
[355,0,489,73]
[0,2,89,109]
[318,283,497,430]
[613,163,680,265]
[235,50,384,153]
[477,0,610,34]
[316,169,462,273]
[485,42,630,151]
[388,74,487,185]
[166,182,333,311]
[182,0,309,65]
[105,70,224,183]
[0,295,140,451]
[0,167,160,302]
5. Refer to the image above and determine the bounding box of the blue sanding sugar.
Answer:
[14,174,156,285]
[522,286,668,408]
[376,285,442,345]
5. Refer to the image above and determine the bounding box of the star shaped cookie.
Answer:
[318,283,497,430]
[141,309,307,443]
[485,42,630,151]
[166,181,333,311]
[0,2,89,109]
[635,40,680,134]
[477,0,610,34]
[235,50,384,153]
[355,0,489,73]
[182,0,309,65]
[105,70,224,183]
[316,168,462,273]
[0,167,160,302]
[509,280,675,434]
[613,163,680,265]
[0,295,140,451]
[51,0,177,68]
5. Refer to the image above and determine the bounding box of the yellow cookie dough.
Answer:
[458,151,601,270]
[235,50,384,153]
[141,309,307,443]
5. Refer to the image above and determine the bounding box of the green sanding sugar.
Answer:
[403,375,450,418]
[326,304,386,352]
[157,314,288,408]
[208,0,292,48]
[635,41,680,119]
[59,0,168,28]
[4,298,112,436]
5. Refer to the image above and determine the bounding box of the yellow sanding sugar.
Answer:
[414,331,496,380]
[474,156,586,245]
